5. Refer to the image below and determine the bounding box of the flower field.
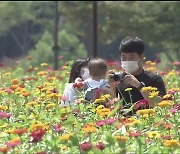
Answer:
[0,60,179,154]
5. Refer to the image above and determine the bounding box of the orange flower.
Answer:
[83,123,96,133]
[11,85,18,90]
[11,79,19,85]
[22,92,30,97]
[164,123,173,130]
[13,128,28,135]
[0,147,9,153]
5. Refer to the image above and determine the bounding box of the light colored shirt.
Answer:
[61,83,78,106]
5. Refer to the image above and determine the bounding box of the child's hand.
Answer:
[75,77,83,83]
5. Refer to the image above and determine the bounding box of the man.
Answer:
[108,36,166,114]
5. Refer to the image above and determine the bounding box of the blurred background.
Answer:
[0,1,179,70]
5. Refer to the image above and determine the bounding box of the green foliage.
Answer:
[18,29,87,70]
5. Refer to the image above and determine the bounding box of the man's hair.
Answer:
[119,36,145,55]
[88,58,107,77]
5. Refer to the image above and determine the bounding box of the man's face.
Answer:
[120,52,141,61]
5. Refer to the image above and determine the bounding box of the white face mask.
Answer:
[121,61,139,73]
[80,67,91,80]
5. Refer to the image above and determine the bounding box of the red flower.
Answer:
[80,141,92,152]
[161,135,173,140]
[133,99,149,110]
[73,82,84,88]
[129,131,142,138]
[0,64,4,67]
[96,142,105,150]
[30,129,46,143]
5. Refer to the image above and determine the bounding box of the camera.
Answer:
[113,72,126,81]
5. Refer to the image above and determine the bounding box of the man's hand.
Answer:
[123,72,141,88]
[107,70,116,86]
[107,70,117,98]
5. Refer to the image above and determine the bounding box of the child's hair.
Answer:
[69,58,90,83]
[88,58,107,77]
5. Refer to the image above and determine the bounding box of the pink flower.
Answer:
[170,108,178,114]
[61,96,68,101]
[80,141,92,152]
[129,131,142,138]
[0,112,12,119]
[133,99,149,110]
[105,118,116,125]
[30,129,46,143]
[96,142,105,150]
[53,124,65,132]
[6,138,21,148]
[96,120,106,127]
[5,89,13,94]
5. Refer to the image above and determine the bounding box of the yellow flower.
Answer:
[37,71,48,76]
[142,114,149,118]
[103,94,111,99]
[128,117,136,122]
[34,67,39,70]
[60,133,74,141]
[149,91,159,98]
[136,109,146,115]
[41,63,48,66]
[96,105,105,110]
[5,129,14,134]
[158,100,171,108]
[163,94,171,99]
[94,98,104,103]
[115,136,127,142]
[27,101,39,107]
[141,86,157,92]
[0,123,8,129]
[147,67,156,72]
[31,123,47,131]
[83,123,96,133]
[4,72,11,77]
[164,140,180,148]
[145,61,152,65]
[60,107,71,113]
[0,105,8,111]
[46,103,56,110]
[130,120,141,126]
[148,131,160,139]
[136,109,155,116]
[97,108,110,117]
[146,109,156,115]
[60,145,68,151]
[125,88,132,92]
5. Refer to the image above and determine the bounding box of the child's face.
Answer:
[80,67,91,80]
